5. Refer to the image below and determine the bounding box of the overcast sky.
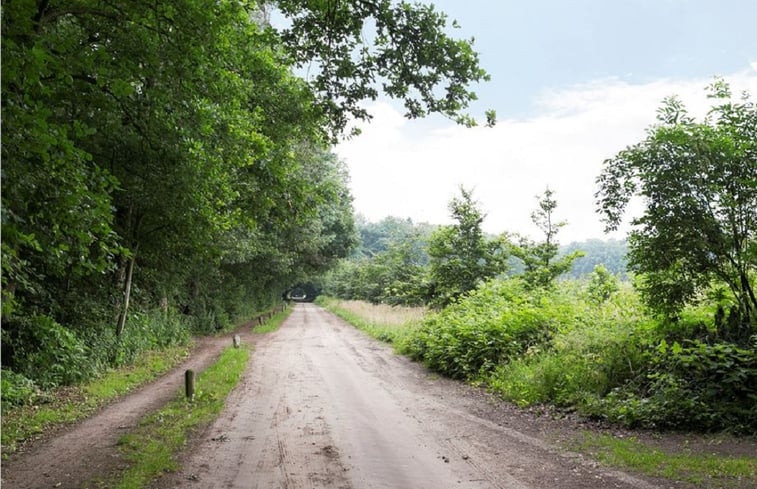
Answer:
[334,0,757,242]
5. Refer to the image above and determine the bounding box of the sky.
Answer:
[333,0,757,243]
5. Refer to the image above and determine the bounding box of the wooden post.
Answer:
[115,254,136,338]
[233,334,241,348]
[185,369,195,400]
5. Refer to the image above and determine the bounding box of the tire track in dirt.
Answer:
[1,326,252,489]
[161,304,663,489]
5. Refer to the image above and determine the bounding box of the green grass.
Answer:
[252,306,292,334]
[315,296,426,348]
[574,432,757,488]
[103,345,250,489]
[1,345,190,457]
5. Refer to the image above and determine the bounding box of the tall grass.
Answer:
[315,297,427,347]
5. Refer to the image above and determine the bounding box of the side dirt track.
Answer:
[1,323,255,489]
[159,303,664,489]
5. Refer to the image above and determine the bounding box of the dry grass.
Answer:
[317,297,428,347]
[328,299,427,328]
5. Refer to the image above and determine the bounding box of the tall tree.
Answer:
[512,188,583,289]
[596,79,757,330]
[2,0,491,378]
[427,188,508,306]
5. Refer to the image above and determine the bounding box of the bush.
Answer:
[489,311,652,409]
[405,279,591,379]
[1,369,39,407]
[84,309,191,368]
[593,339,757,433]
[3,314,94,388]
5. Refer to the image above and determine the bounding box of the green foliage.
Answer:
[587,265,621,303]
[595,339,757,433]
[489,298,651,409]
[3,0,428,387]
[405,279,581,379]
[2,346,189,456]
[404,276,755,433]
[108,345,248,489]
[1,370,39,408]
[596,79,757,329]
[3,315,93,388]
[323,221,433,306]
[427,187,508,306]
[275,0,491,135]
[512,188,584,289]
[576,433,757,488]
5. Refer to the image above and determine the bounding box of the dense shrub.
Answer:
[2,310,191,391]
[404,279,591,379]
[1,369,39,408]
[405,277,756,433]
[593,339,757,433]
[490,317,651,408]
[81,309,191,369]
[3,314,95,388]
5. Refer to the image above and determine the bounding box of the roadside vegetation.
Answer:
[574,433,757,488]
[323,83,756,436]
[1,345,189,457]
[252,306,294,334]
[99,345,250,489]
[316,297,426,345]
[2,305,284,458]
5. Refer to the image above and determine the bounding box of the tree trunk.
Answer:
[116,253,136,338]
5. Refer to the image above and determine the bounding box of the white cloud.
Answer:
[336,72,757,243]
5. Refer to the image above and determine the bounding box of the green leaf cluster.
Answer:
[596,80,757,330]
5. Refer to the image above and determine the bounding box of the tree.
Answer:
[1,0,491,382]
[273,0,494,136]
[586,265,620,304]
[596,79,756,330]
[512,188,583,289]
[427,188,508,306]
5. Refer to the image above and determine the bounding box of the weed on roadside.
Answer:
[572,432,757,489]
[102,345,249,489]
[1,345,190,457]
[252,306,293,334]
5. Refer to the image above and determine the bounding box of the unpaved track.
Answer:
[1,329,247,489]
[163,304,660,489]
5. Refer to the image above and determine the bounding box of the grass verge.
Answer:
[315,296,426,347]
[573,432,757,488]
[103,345,249,489]
[1,345,190,457]
[252,305,293,334]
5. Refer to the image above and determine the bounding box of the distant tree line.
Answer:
[325,187,606,307]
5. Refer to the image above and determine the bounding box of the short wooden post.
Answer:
[185,369,195,400]
[233,334,241,348]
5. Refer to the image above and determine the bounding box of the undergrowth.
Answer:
[402,278,756,434]
[315,296,426,347]
[1,345,190,457]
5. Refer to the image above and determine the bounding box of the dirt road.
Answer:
[163,303,660,489]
